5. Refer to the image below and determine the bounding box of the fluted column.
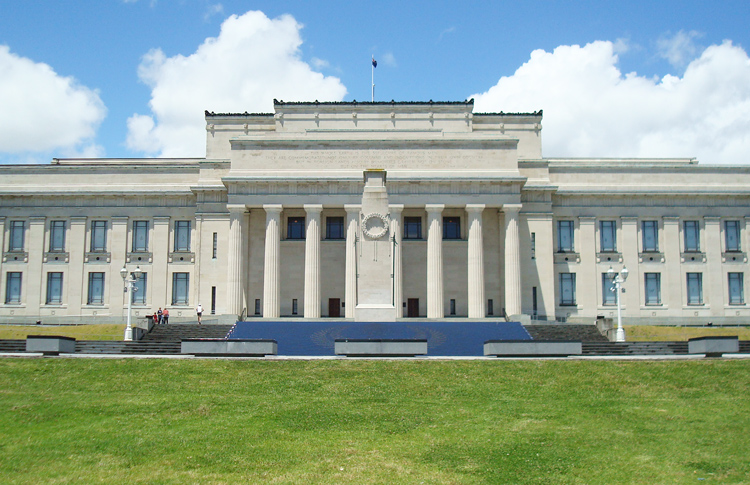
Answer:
[303,204,323,318]
[344,204,360,318]
[262,204,282,318]
[390,204,404,318]
[466,204,486,318]
[503,204,523,316]
[426,204,445,318]
[226,205,246,316]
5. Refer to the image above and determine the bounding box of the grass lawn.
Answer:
[625,325,750,342]
[0,324,126,341]
[0,359,748,484]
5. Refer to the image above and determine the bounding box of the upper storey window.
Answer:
[443,217,461,240]
[600,221,616,252]
[133,221,149,252]
[9,221,25,251]
[725,220,741,252]
[684,221,700,252]
[49,221,66,252]
[557,221,574,252]
[404,217,422,240]
[90,221,107,252]
[174,221,191,251]
[287,217,305,240]
[642,221,659,252]
[326,217,344,240]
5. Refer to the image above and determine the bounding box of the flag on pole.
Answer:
[372,57,377,68]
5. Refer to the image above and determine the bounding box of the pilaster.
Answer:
[344,204,360,318]
[390,204,404,318]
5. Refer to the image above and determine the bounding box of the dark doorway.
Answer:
[329,298,341,317]
[407,298,419,317]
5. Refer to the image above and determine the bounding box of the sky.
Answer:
[1,0,750,164]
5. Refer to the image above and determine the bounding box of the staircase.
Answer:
[141,324,235,342]
[582,341,689,356]
[524,324,609,342]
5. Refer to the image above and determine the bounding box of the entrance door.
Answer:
[328,298,341,317]
[407,298,419,317]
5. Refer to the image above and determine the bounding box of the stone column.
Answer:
[226,205,246,317]
[426,204,445,318]
[303,204,323,318]
[466,204,486,318]
[262,204,283,318]
[503,204,523,316]
[344,204,360,318]
[390,204,404,318]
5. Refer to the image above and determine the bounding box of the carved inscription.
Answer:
[260,149,492,169]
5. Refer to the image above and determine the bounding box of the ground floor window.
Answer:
[132,272,147,305]
[602,273,616,305]
[645,273,661,305]
[292,298,298,315]
[404,217,422,239]
[46,272,63,304]
[287,217,305,239]
[687,273,703,305]
[172,273,189,305]
[449,298,456,315]
[326,216,344,239]
[559,273,576,306]
[729,272,744,305]
[5,272,22,304]
[87,272,105,305]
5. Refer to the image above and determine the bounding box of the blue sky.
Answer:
[1,0,750,164]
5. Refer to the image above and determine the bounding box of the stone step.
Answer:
[524,324,609,342]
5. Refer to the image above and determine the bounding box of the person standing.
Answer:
[196,304,203,324]
[162,308,169,325]
[157,307,163,324]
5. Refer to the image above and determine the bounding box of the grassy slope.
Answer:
[0,359,748,484]
[0,324,125,341]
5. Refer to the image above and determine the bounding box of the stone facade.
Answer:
[1,100,749,325]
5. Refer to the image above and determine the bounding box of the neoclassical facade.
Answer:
[2,100,750,325]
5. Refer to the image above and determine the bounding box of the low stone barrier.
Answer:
[688,336,739,357]
[484,340,582,357]
[26,335,77,355]
[335,339,428,357]
[181,339,277,356]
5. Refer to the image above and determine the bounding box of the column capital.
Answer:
[344,204,362,214]
[263,204,283,214]
[425,203,445,213]
[501,203,522,213]
[303,204,324,213]
[389,204,405,213]
[465,203,486,213]
[227,204,247,213]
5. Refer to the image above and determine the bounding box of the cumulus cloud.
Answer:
[127,10,347,157]
[471,40,750,164]
[0,45,106,155]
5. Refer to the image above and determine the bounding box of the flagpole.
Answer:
[371,56,375,102]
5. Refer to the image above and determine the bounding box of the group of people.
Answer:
[151,304,204,325]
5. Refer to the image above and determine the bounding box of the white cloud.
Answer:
[127,10,347,157]
[471,40,750,164]
[381,52,397,67]
[657,30,703,68]
[204,3,224,22]
[0,45,106,156]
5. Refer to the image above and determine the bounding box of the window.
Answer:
[254,298,261,315]
[171,273,189,305]
[531,232,536,260]
[5,272,22,304]
[287,217,305,240]
[449,298,456,315]
[559,273,576,306]
[49,221,66,252]
[9,221,24,251]
[404,217,422,239]
[326,217,345,240]
[602,273,616,305]
[132,221,149,252]
[132,272,147,305]
[487,299,494,316]
[443,217,461,240]
[46,272,63,304]
[292,298,298,315]
[557,221,574,252]
[174,221,191,251]
[600,221,616,252]
[87,272,105,305]
[212,232,218,259]
[642,220,659,252]
[684,221,700,252]
[725,221,741,252]
[729,273,744,305]
[90,221,107,252]
[687,273,703,305]
[645,273,661,306]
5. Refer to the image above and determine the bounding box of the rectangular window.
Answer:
[725,221,741,252]
[132,272,147,305]
[559,273,576,306]
[449,298,456,315]
[645,273,662,306]
[642,220,659,252]
[254,298,261,315]
[403,217,422,239]
[287,217,305,240]
[443,217,461,240]
[87,272,105,305]
[602,273,616,305]
[487,299,494,316]
[292,298,298,315]
[9,221,24,251]
[531,232,536,260]
[557,220,574,252]
[174,221,191,251]
[171,273,189,305]
[729,273,744,305]
[46,272,63,304]
[49,221,66,252]
[687,273,703,305]
[212,232,218,259]
[684,221,700,252]
[326,216,345,240]
[132,221,149,252]
[5,272,22,304]
[600,221,617,252]
[90,220,107,252]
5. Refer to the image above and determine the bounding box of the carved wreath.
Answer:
[362,212,390,239]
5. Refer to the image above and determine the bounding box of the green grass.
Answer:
[0,324,126,341]
[0,360,748,483]
[625,325,750,341]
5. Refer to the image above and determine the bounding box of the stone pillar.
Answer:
[226,205,246,316]
[262,204,283,318]
[466,204,486,318]
[390,204,404,318]
[344,204,360,318]
[704,216,723,313]
[503,204,523,316]
[426,204,445,318]
[109,216,128,315]
[67,216,87,315]
[303,204,323,318]
[27,217,46,311]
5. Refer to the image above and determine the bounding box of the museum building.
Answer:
[1,100,750,325]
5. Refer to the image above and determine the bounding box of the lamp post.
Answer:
[607,265,629,342]
[120,265,142,341]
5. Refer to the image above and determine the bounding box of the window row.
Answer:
[557,220,744,253]
[285,216,463,240]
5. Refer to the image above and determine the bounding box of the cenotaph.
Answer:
[355,169,396,322]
